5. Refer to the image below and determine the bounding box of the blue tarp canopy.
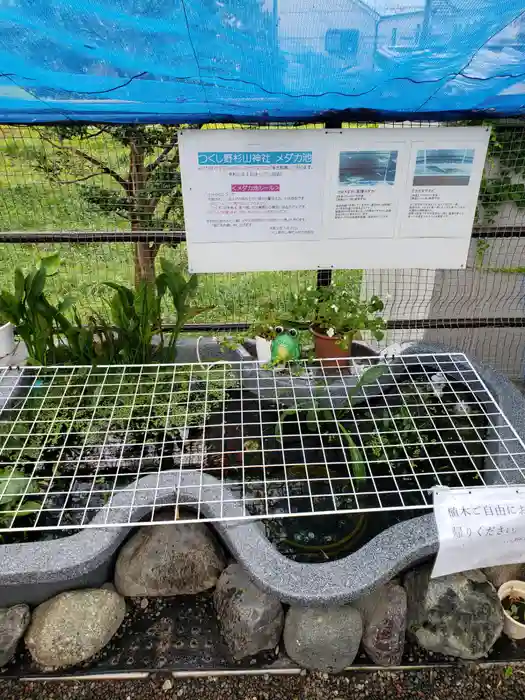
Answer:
[0,0,524,123]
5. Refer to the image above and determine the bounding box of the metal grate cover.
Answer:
[0,353,523,533]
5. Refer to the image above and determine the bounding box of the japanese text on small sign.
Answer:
[432,487,525,578]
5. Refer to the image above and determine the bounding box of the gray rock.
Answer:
[404,566,503,660]
[355,581,407,666]
[283,606,362,673]
[115,523,225,597]
[0,604,30,667]
[214,563,284,660]
[483,564,525,589]
[25,589,125,670]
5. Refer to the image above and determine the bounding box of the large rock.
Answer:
[483,564,525,589]
[404,566,503,660]
[214,563,284,661]
[115,523,225,597]
[355,581,407,666]
[0,604,30,667]
[283,606,362,673]
[25,589,125,670]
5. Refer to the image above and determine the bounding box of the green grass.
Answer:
[0,242,361,325]
[0,127,125,232]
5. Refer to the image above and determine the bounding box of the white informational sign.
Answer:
[432,486,525,578]
[178,127,490,273]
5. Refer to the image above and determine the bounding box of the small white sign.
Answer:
[432,486,525,578]
[178,127,490,273]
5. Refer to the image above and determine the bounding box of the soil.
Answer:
[503,596,525,625]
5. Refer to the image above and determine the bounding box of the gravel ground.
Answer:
[2,667,525,700]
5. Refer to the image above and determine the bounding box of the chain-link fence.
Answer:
[0,122,524,378]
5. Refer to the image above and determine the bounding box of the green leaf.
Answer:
[355,363,389,392]
[104,282,134,309]
[58,295,75,313]
[11,500,41,518]
[275,407,300,442]
[40,253,61,276]
[184,305,214,322]
[338,423,366,484]
[28,267,46,300]
[155,272,168,299]
[0,291,20,323]
[14,268,25,303]
[159,257,179,278]
[0,468,31,506]
[306,409,318,430]
[24,269,37,295]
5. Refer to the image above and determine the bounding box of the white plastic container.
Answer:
[0,322,14,359]
[498,580,525,640]
[255,336,272,363]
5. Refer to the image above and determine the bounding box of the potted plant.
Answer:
[286,282,386,366]
[248,301,283,363]
[498,580,525,639]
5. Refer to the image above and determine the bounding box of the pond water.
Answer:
[203,362,490,562]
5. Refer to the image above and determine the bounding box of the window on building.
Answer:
[325,29,360,62]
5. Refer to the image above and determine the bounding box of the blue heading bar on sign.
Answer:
[198,151,313,165]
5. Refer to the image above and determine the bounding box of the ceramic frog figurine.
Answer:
[270,326,300,365]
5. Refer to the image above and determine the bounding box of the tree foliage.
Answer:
[31,124,184,285]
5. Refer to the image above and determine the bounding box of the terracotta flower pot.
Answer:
[311,326,349,368]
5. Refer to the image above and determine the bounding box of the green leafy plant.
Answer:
[503,595,525,625]
[99,366,236,439]
[0,467,41,528]
[0,253,210,366]
[285,281,386,348]
[475,238,490,269]
[0,253,85,365]
[0,361,238,467]
[476,123,525,224]
[54,306,111,365]
[244,300,289,342]
[93,258,211,364]
[275,363,388,484]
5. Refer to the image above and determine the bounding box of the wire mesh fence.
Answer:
[0,353,522,532]
[0,122,524,378]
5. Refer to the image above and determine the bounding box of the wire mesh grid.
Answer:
[0,353,523,533]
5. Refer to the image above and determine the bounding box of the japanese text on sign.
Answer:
[432,487,525,578]
[198,151,313,165]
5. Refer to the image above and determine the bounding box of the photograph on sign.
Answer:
[179,127,490,273]
[413,148,475,187]
[338,150,398,186]
[399,137,487,240]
